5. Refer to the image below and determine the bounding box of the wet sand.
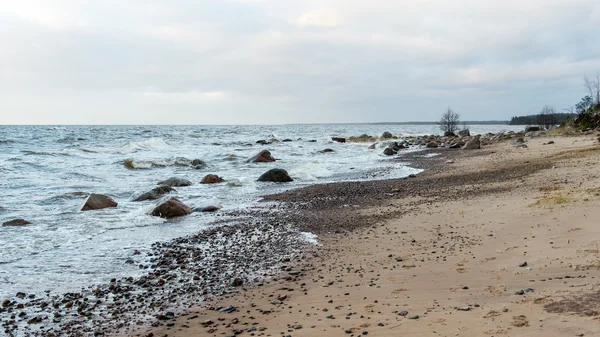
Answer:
[140,132,600,337]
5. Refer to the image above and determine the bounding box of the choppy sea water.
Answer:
[0,124,522,298]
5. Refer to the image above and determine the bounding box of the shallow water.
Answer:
[0,124,522,298]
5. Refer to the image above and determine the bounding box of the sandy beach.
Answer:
[139,131,600,337]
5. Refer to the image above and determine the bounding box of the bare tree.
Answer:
[439,107,460,135]
[537,105,557,130]
[584,71,600,105]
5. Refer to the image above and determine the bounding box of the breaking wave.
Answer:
[83,138,171,154]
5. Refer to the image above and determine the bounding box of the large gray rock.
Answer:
[383,147,396,156]
[201,174,225,184]
[151,197,192,218]
[2,219,31,227]
[80,193,118,211]
[247,150,276,163]
[157,177,193,187]
[426,141,438,148]
[191,159,206,169]
[193,205,222,213]
[462,138,481,150]
[331,137,346,143]
[458,129,470,137]
[257,169,293,183]
[525,126,540,132]
[381,131,393,139]
[133,186,175,202]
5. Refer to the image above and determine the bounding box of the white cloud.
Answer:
[0,0,599,124]
[143,90,232,103]
[295,9,343,28]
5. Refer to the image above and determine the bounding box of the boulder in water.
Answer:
[331,137,346,143]
[2,219,31,227]
[381,131,393,139]
[151,197,192,218]
[383,147,396,156]
[133,186,175,202]
[320,148,335,153]
[525,126,540,132]
[157,177,193,187]
[458,129,470,137]
[194,205,222,213]
[247,150,276,163]
[257,169,293,183]
[201,174,225,184]
[462,138,481,150]
[191,159,206,169]
[80,194,118,211]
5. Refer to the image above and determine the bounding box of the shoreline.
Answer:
[141,131,600,337]
[2,130,599,336]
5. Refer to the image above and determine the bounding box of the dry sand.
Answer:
[138,133,600,337]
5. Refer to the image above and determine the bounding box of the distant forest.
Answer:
[508,113,577,125]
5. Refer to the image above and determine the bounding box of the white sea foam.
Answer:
[300,232,320,245]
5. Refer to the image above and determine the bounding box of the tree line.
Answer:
[440,71,600,133]
[509,72,600,129]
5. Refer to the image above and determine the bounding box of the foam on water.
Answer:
[0,124,524,298]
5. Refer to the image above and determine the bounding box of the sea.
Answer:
[0,124,523,299]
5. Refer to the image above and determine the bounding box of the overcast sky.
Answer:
[1,0,599,124]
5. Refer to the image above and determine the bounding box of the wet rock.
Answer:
[458,129,470,137]
[462,138,481,150]
[381,132,393,139]
[201,174,225,184]
[383,147,396,156]
[247,150,276,163]
[321,148,335,153]
[80,194,118,211]
[151,197,192,218]
[230,278,243,287]
[2,218,31,227]
[332,137,346,143]
[133,186,175,201]
[219,305,236,313]
[194,205,222,213]
[525,126,540,132]
[258,169,293,183]
[191,159,206,169]
[157,177,193,187]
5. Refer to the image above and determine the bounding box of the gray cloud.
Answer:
[1,0,599,124]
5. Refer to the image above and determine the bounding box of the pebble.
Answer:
[515,290,525,295]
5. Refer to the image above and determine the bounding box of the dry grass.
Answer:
[545,291,600,316]
[530,194,570,207]
[539,186,563,192]
[551,146,600,160]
